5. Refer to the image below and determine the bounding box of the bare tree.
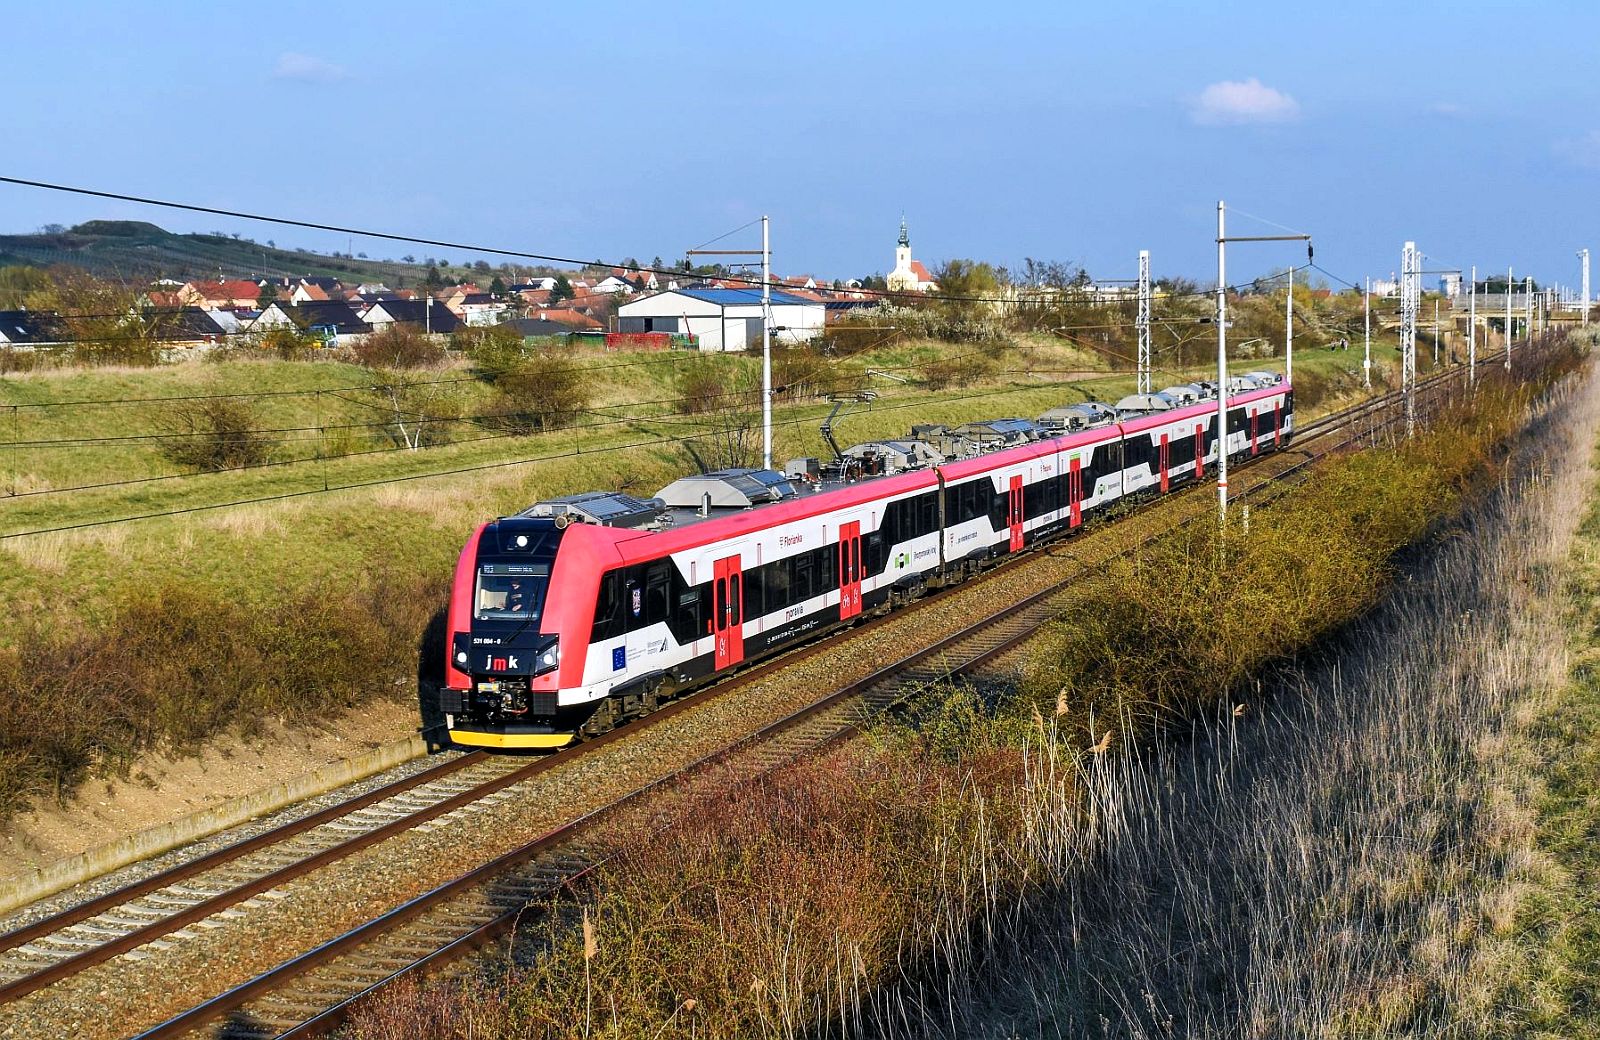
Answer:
[365,371,463,450]
[682,363,762,471]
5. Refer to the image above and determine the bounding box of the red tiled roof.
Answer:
[186,279,262,301]
[538,308,603,329]
[910,260,935,283]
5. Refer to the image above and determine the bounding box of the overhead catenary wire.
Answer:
[0,349,1025,497]
[0,378,1096,540]
[0,344,1007,452]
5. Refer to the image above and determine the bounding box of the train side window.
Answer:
[863,530,885,574]
[793,552,814,602]
[643,561,671,625]
[743,567,765,618]
[729,573,742,625]
[818,544,838,590]
[592,571,622,642]
[766,559,792,611]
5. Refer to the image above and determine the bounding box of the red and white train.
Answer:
[430,379,1293,749]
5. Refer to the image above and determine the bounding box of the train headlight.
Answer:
[455,650,469,665]
[515,534,529,548]
[534,642,560,676]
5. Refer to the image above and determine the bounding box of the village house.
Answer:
[250,300,371,347]
[362,298,459,334]
[0,310,69,347]
[178,279,263,309]
[447,292,504,326]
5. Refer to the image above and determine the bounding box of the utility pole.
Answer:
[1285,266,1294,384]
[1363,276,1372,388]
[685,220,774,469]
[761,215,772,470]
[1468,265,1476,385]
[1506,266,1514,370]
[1136,249,1152,395]
[1581,248,1591,325]
[1216,203,1228,521]
[1525,276,1534,347]
[1214,200,1311,521]
[1433,299,1440,366]
[1401,241,1419,437]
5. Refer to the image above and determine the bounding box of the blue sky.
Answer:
[3,1,1598,290]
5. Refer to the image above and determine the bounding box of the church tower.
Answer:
[887,216,918,292]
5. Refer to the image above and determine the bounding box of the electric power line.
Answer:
[0,378,1090,540]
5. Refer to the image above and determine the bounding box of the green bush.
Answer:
[484,353,591,433]
[354,324,446,369]
[159,397,272,472]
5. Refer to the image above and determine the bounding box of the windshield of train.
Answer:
[474,562,550,622]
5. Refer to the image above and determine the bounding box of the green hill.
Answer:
[0,220,558,286]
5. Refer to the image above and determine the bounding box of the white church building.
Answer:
[886,218,938,293]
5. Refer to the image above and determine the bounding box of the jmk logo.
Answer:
[491,657,507,671]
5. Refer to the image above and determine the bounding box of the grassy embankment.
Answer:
[0,332,1384,816]
[343,336,1583,1039]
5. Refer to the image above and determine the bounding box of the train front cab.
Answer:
[438,516,610,751]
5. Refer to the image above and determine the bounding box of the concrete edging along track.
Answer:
[0,736,426,917]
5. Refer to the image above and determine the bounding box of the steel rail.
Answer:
[0,752,486,953]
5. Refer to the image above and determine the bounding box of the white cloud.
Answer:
[272,52,349,83]
[1190,78,1300,126]
[1429,101,1466,118]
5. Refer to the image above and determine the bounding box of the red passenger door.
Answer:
[1274,401,1282,448]
[1249,410,1259,456]
[1195,423,1206,478]
[1159,433,1170,493]
[838,521,862,620]
[712,554,743,670]
[1068,457,1083,529]
[1008,475,1024,552]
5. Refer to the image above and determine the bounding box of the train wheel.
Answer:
[577,698,619,741]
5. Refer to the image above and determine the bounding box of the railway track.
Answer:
[0,361,1489,1040]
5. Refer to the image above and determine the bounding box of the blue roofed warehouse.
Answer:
[615,287,826,352]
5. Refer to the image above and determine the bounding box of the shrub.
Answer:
[455,324,530,381]
[0,346,38,373]
[354,324,446,369]
[0,568,447,817]
[159,397,271,472]
[770,346,837,400]
[921,350,999,389]
[258,327,321,361]
[674,356,749,414]
[484,353,591,433]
